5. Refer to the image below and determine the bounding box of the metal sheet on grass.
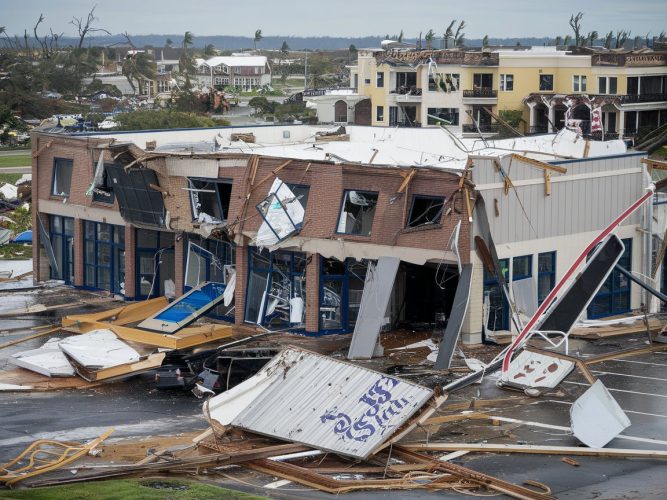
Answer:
[205,347,433,459]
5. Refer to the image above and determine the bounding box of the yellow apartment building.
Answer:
[351,45,667,140]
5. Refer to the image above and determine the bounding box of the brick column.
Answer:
[31,145,40,283]
[234,243,248,325]
[174,233,185,298]
[124,225,136,299]
[305,253,321,334]
[73,218,84,287]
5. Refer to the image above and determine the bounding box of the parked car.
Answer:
[192,347,278,398]
[154,347,217,390]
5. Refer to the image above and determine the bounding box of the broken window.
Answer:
[286,183,310,209]
[49,215,74,284]
[407,195,445,227]
[244,248,306,328]
[539,74,554,91]
[106,164,166,228]
[185,237,236,321]
[319,257,369,333]
[91,161,114,204]
[427,108,459,125]
[337,190,378,236]
[188,178,232,223]
[376,105,384,122]
[573,75,587,93]
[500,74,514,91]
[256,179,305,246]
[51,158,73,197]
[376,71,384,88]
[483,258,509,331]
[512,255,532,280]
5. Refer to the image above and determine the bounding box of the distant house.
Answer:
[194,55,271,91]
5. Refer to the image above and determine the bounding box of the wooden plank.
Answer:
[424,412,489,425]
[250,159,294,194]
[31,140,53,159]
[583,343,667,365]
[397,168,417,193]
[641,157,667,171]
[510,154,567,174]
[464,187,473,222]
[544,171,551,196]
[398,442,667,459]
[583,140,591,158]
[0,327,60,350]
[85,352,166,382]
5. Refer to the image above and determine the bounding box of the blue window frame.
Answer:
[135,229,175,299]
[319,257,369,333]
[588,238,632,318]
[84,221,125,294]
[244,247,306,329]
[483,258,509,331]
[537,252,556,304]
[49,215,74,284]
[512,255,532,280]
[336,190,378,236]
[51,158,73,197]
[184,235,235,322]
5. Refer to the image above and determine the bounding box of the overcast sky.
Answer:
[2,0,664,39]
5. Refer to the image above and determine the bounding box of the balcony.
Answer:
[462,88,498,104]
[389,120,422,128]
[618,93,667,104]
[390,86,422,103]
[462,123,500,135]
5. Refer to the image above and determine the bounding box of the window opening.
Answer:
[407,196,445,227]
[337,190,378,236]
[188,178,232,223]
[52,158,73,197]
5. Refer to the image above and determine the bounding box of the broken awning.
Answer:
[205,347,434,459]
[255,178,305,247]
[138,281,226,333]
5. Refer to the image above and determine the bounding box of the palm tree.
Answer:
[122,51,156,95]
[443,20,456,49]
[482,35,489,47]
[254,29,263,50]
[569,12,584,46]
[179,31,195,89]
[425,29,435,50]
[454,21,466,47]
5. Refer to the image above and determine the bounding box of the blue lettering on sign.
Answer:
[320,376,411,443]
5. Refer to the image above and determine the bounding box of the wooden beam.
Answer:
[511,154,567,174]
[0,327,60,350]
[31,140,53,159]
[583,343,667,365]
[464,187,473,222]
[148,183,168,196]
[424,412,489,426]
[544,170,551,196]
[368,149,379,164]
[583,140,591,158]
[459,157,473,188]
[398,442,667,459]
[397,168,417,193]
[250,159,293,194]
[641,157,667,171]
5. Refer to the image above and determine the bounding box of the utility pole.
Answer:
[304,51,308,91]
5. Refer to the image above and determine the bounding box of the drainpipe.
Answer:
[643,165,654,312]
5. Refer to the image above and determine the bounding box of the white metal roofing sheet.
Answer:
[205,347,433,459]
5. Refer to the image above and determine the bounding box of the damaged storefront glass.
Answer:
[105,164,166,227]
[244,248,306,329]
[185,236,236,321]
[49,215,74,284]
[320,257,369,333]
[337,190,378,236]
[136,229,175,299]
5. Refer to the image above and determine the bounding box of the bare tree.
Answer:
[70,6,110,49]
[569,12,584,46]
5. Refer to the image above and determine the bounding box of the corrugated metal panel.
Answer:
[207,348,433,459]
[473,156,643,244]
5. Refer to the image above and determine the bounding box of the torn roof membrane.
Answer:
[91,125,627,171]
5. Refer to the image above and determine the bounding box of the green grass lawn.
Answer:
[0,479,267,500]
[0,173,23,184]
[0,154,31,168]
